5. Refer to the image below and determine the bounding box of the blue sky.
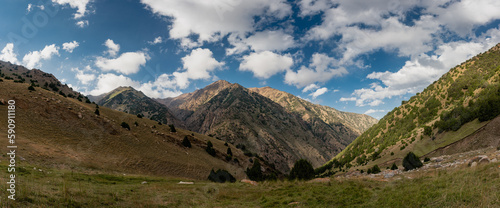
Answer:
[1,0,500,118]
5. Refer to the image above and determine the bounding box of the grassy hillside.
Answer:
[0,79,259,180]
[320,43,500,173]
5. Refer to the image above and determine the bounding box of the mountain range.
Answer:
[92,80,377,172]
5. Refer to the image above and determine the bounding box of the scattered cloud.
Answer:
[140,0,292,47]
[285,53,347,88]
[95,51,150,75]
[239,51,293,79]
[227,30,295,54]
[173,48,225,89]
[302,83,320,93]
[364,109,386,115]
[76,20,89,28]
[89,73,140,95]
[22,44,59,69]
[62,41,79,53]
[0,43,20,64]
[51,0,91,19]
[89,73,182,98]
[72,67,95,85]
[309,87,328,99]
[104,39,120,57]
[148,36,163,45]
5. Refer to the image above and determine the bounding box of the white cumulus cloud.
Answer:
[309,87,328,99]
[173,48,225,89]
[104,39,120,57]
[95,51,150,75]
[22,44,60,69]
[140,0,292,47]
[239,51,293,79]
[285,53,347,88]
[0,43,20,64]
[62,41,79,53]
[52,0,91,19]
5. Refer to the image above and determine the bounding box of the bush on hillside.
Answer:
[424,126,432,136]
[182,136,191,148]
[28,85,35,91]
[208,169,236,183]
[121,122,130,130]
[403,152,423,171]
[226,147,232,156]
[206,141,216,156]
[424,157,431,162]
[94,109,100,116]
[371,165,381,174]
[391,163,398,170]
[289,159,315,180]
[246,159,263,181]
[169,124,176,132]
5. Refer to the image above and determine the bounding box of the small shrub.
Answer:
[208,169,236,183]
[28,85,35,91]
[182,136,191,148]
[224,142,228,146]
[403,152,423,171]
[158,121,162,125]
[226,147,232,156]
[206,141,216,156]
[391,163,398,170]
[390,152,394,156]
[424,157,431,162]
[134,121,139,127]
[120,122,130,130]
[289,159,315,180]
[59,91,66,97]
[94,109,100,116]
[169,124,176,132]
[137,114,143,118]
[370,165,381,174]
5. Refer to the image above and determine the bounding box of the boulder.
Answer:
[241,179,258,186]
[478,157,490,165]
[383,171,395,178]
[470,162,477,168]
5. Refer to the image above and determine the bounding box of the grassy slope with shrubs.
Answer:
[1,160,498,207]
[319,43,500,173]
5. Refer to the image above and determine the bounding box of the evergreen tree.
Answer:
[246,159,263,181]
[182,136,192,148]
[403,152,423,171]
[289,159,315,180]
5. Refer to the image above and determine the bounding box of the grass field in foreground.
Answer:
[0,161,499,207]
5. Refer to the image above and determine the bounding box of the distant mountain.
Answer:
[249,87,377,135]
[157,80,377,172]
[95,86,184,127]
[0,63,263,179]
[320,43,500,174]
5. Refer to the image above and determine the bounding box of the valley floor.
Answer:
[0,149,499,208]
